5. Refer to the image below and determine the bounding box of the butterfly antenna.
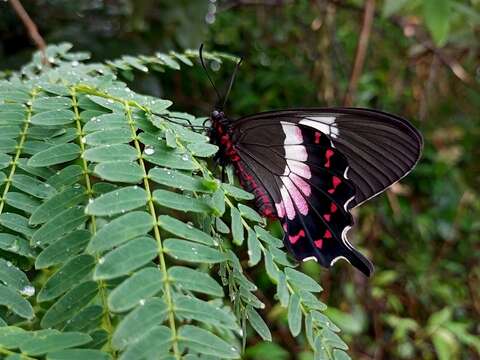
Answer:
[199,44,222,105]
[222,56,243,109]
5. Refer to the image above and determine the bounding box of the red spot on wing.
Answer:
[323,214,331,221]
[289,229,305,244]
[324,149,334,168]
[328,176,342,194]
[314,239,323,248]
[330,203,337,213]
[314,132,321,144]
[324,230,332,238]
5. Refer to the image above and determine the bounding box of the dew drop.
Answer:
[6,261,12,268]
[181,154,189,161]
[144,147,155,155]
[20,285,35,297]
[98,257,105,264]
[72,61,79,67]
[139,299,146,306]
[81,137,87,144]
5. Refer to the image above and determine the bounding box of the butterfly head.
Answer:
[211,110,225,122]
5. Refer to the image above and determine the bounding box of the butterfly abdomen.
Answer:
[210,117,277,219]
[235,161,276,219]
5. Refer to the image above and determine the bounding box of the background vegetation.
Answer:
[0,0,479,359]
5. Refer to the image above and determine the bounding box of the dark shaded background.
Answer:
[1,0,479,359]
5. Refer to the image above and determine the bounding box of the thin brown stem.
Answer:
[344,0,376,106]
[9,0,48,65]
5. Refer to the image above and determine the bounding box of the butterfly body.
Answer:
[210,110,277,218]
[208,108,423,276]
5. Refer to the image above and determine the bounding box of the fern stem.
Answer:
[123,101,182,360]
[0,89,37,216]
[70,88,115,353]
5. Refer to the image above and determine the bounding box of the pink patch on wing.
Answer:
[324,230,332,238]
[314,132,321,144]
[289,229,305,244]
[282,177,308,215]
[287,160,311,179]
[314,239,323,248]
[284,145,308,161]
[323,214,331,221]
[281,124,303,144]
[275,201,286,218]
[280,186,295,220]
[290,173,311,197]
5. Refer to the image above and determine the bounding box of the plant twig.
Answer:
[9,0,49,65]
[344,0,376,106]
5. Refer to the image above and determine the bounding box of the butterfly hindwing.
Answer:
[233,121,373,275]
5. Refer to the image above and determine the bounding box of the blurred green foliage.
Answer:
[1,0,479,359]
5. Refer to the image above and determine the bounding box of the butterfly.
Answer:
[200,48,423,276]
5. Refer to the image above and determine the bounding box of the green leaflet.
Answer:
[19,331,92,356]
[35,230,91,269]
[169,266,223,297]
[46,165,83,190]
[30,186,87,225]
[94,237,157,280]
[178,325,239,359]
[32,96,72,111]
[94,161,144,183]
[31,206,87,246]
[83,113,127,133]
[37,254,96,302]
[4,192,41,214]
[84,128,133,145]
[288,294,302,337]
[108,267,163,312]
[0,213,36,238]
[40,281,99,329]
[63,305,104,332]
[285,267,323,293]
[112,298,167,350]
[148,167,215,193]
[222,183,254,200]
[157,215,216,245]
[11,174,57,199]
[28,143,81,167]
[247,228,262,266]
[83,144,138,162]
[246,305,272,341]
[0,284,34,320]
[87,211,153,252]
[153,189,212,213]
[231,207,244,245]
[0,258,32,293]
[164,239,226,263]
[30,109,75,126]
[174,295,239,331]
[0,233,35,258]
[118,326,171,360]
[85,186,148,217]
[47,349,112,360]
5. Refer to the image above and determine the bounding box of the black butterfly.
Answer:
[201,48,423,276]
